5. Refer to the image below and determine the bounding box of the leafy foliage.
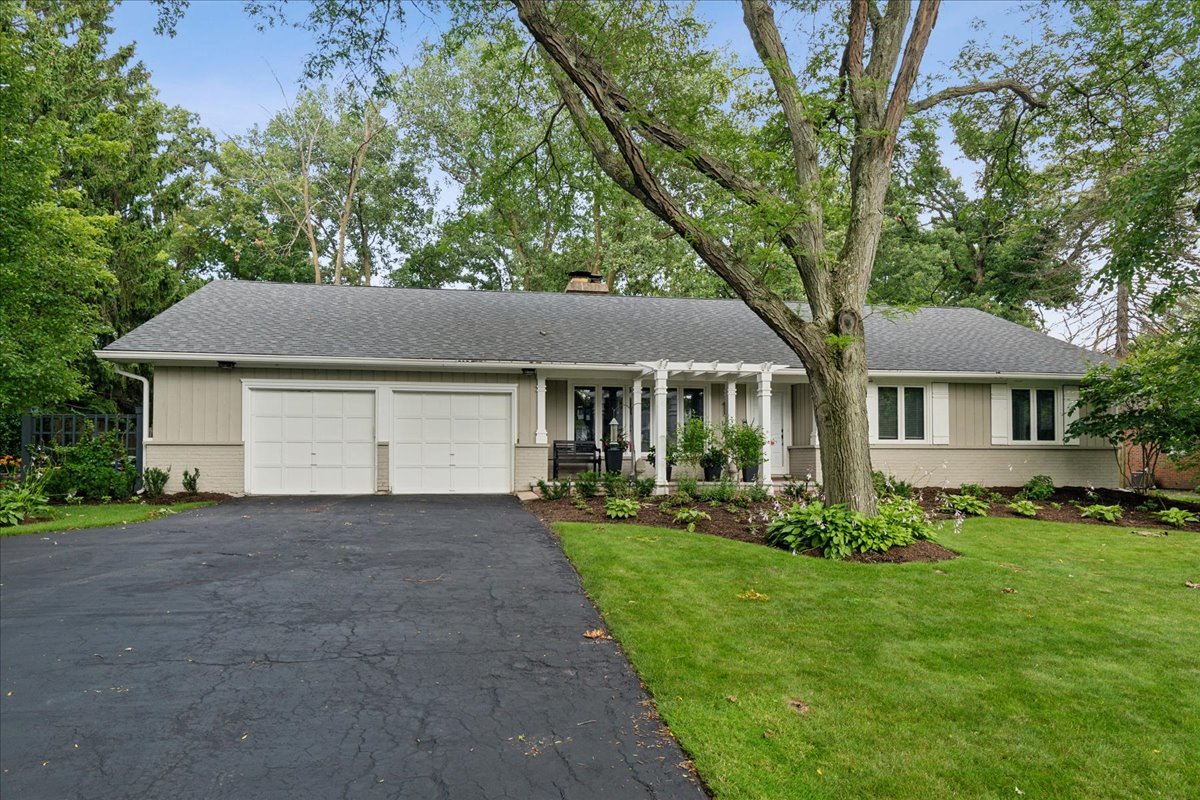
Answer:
[43,431,136,501]
[1153,507,1198,528]
[1077,504,1123,523]
[1068,328,1200,492]
[697,479,737,505]
[724,422,766,471]
[604,497,639,519]
[0,475,51,527]
[1006,500,1042,519]
[601,470,629,497]
[672,507,710,533]
[574,470,599,498]
[181,468,200,495]
[872,471,914,499]
[765,498,933,560]
[1019,475,1057,501]
[142,467,170,499]
[940,494,991,517]
[676,477,699,499]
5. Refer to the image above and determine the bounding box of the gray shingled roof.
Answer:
[102,281,1109,375]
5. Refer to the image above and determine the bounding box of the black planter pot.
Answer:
[703,464,723,481]
[741,465,760,482]
[604,446,624,474]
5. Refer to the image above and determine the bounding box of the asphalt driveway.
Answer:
[0,496,704,799]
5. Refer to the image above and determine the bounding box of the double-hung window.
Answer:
[1012,388,1056,442]
[572,384,625,445]
[876,385,926,442]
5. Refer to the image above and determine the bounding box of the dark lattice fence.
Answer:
[20,410,144,475]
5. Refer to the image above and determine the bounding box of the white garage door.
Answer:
[392,390,513,494]
[248,389,376,494]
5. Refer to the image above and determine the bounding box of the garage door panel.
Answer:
[391,389,512,495]
[248,389,375,495]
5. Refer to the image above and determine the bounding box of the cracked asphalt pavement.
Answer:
[0,495,705,799]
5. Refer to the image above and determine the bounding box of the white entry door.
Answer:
[749,390,790,475]
[247,389,376,494]
[391,390,513,494]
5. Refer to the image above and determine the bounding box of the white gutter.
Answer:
[94,351,1089,382]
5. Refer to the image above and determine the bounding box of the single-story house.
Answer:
[97,278,1119,495]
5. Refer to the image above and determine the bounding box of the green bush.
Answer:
[699,446,727,471]
[601,470,629,497]
[574,470,600,498]
[1078,503,1123,522]
[745,482,771,503]
[676,476,699,498]
[1006,499,1041,518]
[765,497,931,560]
[959,482,1001,502]
[1154,507,1198,528]
[698,478,737,504]
[677,416,711,466]
[872,471,914,499]
[604,497,639,519]
[673,507,711,532]
[631,476,656,498]
[724,421,766,471]
[1020,474,1055,501]
[181,468,200,495]
[537,478,572,500]
[142,466,170,498]
[43,431,137,500]
[939,493,991,516]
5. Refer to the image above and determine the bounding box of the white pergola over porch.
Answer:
[531,360,791,491]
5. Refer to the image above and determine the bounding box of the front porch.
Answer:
[531,360,818,491]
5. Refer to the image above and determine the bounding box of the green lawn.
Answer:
[1154,488,1200,505]
[555,518,1200,800]
[2,501,215,536]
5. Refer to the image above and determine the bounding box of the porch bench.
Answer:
[552,440,601,478]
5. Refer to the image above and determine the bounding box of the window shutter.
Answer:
[991,384,1009,445]
[931,383,950,445]
[866,383,878,443]
[1062,385,1081,445]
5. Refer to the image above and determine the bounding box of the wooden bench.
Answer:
[552,440,601,478]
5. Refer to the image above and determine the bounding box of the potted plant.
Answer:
[677,416,710,471]
[646,441,679,481]
[727,421,766,482]
[700,446,726,481]
[602,430,628,474]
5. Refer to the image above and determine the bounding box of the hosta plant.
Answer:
[604,497,640,519]
[939,493,990,517]
[1153,507,1198,528]
[1006,499,1041,518]
[672,507,711,532]
[1078,503,1123,523]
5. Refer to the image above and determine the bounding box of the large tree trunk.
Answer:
[809,341,876,515]
[1114,279,1131,358]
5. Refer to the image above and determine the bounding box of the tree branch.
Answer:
[908,77,1048,114]
[883,0,940,135]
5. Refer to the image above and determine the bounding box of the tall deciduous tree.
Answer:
[506,0,1044,512]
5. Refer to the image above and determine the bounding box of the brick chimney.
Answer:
[564,270,609,294]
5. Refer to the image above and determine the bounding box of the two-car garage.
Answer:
[244,384,515,495]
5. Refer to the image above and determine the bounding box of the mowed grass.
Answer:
[2,501,215,536]
[554,518,1200,800]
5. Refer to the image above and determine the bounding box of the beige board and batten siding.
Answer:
[148,366,540,494]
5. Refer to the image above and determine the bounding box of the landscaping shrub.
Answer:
[631,476,656,498]
[677,416,711,467]
[43,431,137,500]
[939,493,991,516]
[698,478,737,504]
[676,476,699,498]
[724,421,766,474]
[142,467,170,498]
[604,497,639,519]
[959,482,1001,502]
[537,478,572,500]
[1154,507,1198,528]
[575,470,599,498]
[745,483,771,503]
[181,468,200,495]
[765,497,931,559]
[872,470,914,498]
[1006,499,1041,518]
[1020,474,1055,501]
[1078,503,1123,522]
[673,507,710,532]
[601,470,629,497]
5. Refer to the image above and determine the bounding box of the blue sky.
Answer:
[111,0,1036,147]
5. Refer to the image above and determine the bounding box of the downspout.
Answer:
[113,367,150,473]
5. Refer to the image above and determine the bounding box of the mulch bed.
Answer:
[527,495,962,562]
[46,492,233,506]
[912,485,1200,532]
[527,483,1199,563]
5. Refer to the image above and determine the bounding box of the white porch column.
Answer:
[758,368,773,489]
[726,380,737,425]
[534,373,548,445]
[630,377,643,466]
[654,367,668,489]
